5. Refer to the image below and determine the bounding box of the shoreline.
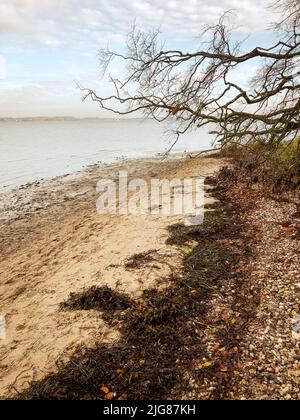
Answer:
[0,150,188,193]
[0,151,208,222]
[0,154,183,222]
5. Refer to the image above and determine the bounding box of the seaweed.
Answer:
[60,285,133,314]
[18,171,257,400]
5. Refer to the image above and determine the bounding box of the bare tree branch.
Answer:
[82,0,300,151]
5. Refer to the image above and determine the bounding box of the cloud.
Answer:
[0,0,278,117]
[0,0,44,33]
[0,0,274,46]
[73,0,275,42]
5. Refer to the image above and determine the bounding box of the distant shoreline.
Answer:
[0,116,150,122]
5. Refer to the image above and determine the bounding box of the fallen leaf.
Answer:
[104,392,115,400]
[282,226,295,234]
[203,361,213,368]
[220,366,228,373]
[183,247,193,255]
[99,386,109,394]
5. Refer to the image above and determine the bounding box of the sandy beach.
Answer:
[0,155,223,397]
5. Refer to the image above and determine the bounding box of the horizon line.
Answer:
[0,116,150,121]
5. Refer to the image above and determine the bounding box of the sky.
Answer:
[0,0,279,118]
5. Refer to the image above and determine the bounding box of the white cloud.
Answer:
[74,0,274,36]
[0,0,275,47]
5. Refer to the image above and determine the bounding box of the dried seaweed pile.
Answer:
[60,285,133,314]
[18,169,256,400]
[124,250,158,269]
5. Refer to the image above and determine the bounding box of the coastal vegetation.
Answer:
[221,137,300,191]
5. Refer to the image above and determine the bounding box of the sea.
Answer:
[0,118,213,190]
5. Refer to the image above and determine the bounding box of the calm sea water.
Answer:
[0,118,212,190]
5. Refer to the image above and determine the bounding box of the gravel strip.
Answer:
[189,183,300,400]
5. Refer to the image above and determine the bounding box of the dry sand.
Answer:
[0,155,224,397]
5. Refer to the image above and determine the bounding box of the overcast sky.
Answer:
[0,0,278,117]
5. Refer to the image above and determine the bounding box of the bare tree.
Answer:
[82,0,300,151]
